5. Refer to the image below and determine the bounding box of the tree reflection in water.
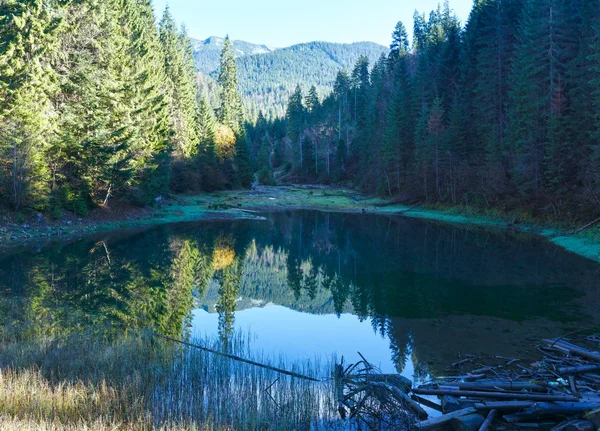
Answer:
[1,211,600,376]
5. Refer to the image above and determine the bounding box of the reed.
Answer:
[0,330,345,430]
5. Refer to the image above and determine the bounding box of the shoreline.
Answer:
[1,185,599,263]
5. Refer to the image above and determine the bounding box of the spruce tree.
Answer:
[0,0,63,210]
[286,85,305,170]
[159,8,200,159]
[217,36,244,134]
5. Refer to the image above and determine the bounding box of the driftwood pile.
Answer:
[337,337,600,430]
[413,337,600,431]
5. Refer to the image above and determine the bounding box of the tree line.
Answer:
[0,0,251,216]
[248,0,600,220]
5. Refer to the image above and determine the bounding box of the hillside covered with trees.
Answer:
[2,0,600,224]
[247,0,600,221]
[194,39,389,120]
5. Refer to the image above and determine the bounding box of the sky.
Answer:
[151,0,474,48]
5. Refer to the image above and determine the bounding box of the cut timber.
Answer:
[474,402,600,414]
[442,395,463,412]
[450,413,485,431]
[447,381,547,392]
[558,365,600,375]
[413,388,579,402]
[474,401,535,411]
[502,403,600,422]
[478,409,497,431]
[411,394,443,412]
[551,420,594,431]
[543,339,600,363]
[415,407,477,431]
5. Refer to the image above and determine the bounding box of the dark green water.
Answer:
[1,211,599,377]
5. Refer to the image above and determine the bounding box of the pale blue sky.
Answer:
[152,0,474,47]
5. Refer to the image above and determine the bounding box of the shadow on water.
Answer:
[1,210,600,377]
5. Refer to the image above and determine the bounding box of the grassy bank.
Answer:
[2,185,599,263]
[0,330,338,430]
[185,186,600,263]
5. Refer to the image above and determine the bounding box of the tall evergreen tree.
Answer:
[159,8,199,159]
[217,36,244,134]
[0,0,63,210]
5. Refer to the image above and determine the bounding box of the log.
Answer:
[563,216,600,236]
[411,394,443,412]
[415,407,477,431]
[551,420,595,431]
[450,381,547,392]
[558,365,600,375]
[568,376,581,399]
[413,388,579,402]
[450,413,485,431]
[529,402,600,415]
[512,422,559,430]
[474,401,535,411]
[543,339,600,363]
[583,408,600,428]
[443,395,464,413]
[501,403,600,421]
[478,409,498,431]
[503,411,543,423]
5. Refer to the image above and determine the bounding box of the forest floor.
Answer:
[1,184,599,262]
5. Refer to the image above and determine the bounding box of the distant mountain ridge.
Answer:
[191,36,276,75]
[191,37,389,119]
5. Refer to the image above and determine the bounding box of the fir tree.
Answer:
[159,7,200,159]
[217,36,244,134]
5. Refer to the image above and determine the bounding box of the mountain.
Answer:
[192,38,389,119]
[191,36,276,76]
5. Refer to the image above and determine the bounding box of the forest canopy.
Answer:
[246,0,600,220]
[0,0,250,215]
[1,0,599,222]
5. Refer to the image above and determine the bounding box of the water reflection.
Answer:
[1,211,599,377]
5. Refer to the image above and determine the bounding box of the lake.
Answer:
[1,210,600,381]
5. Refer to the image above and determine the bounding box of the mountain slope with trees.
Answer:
[193,39,389,119]
[247,0,600,223]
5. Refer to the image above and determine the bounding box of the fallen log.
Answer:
[512,421,558,429]
[442,395,464,412]
[558,365,600,375]
[411,394,443,412]
[478,409,498,431]
[415,407,477,431]
[451,413,486,431]
[473,402,600,414]
[562,216,600,237]
[501,402,600,422]
[474,401,535,411]
[413,388,579,402]
[543,340,600,363]
[446,381,547,393]
[551,420,595,431]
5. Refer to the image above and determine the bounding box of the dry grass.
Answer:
[0,331,342,430]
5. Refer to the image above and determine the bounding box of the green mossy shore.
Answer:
[1,185,599,263]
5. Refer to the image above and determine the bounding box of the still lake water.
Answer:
[1,210,600,380]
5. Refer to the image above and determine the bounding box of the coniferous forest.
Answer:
[2,0,600,222]
[0,0,251,216]
[248,0,600,220]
